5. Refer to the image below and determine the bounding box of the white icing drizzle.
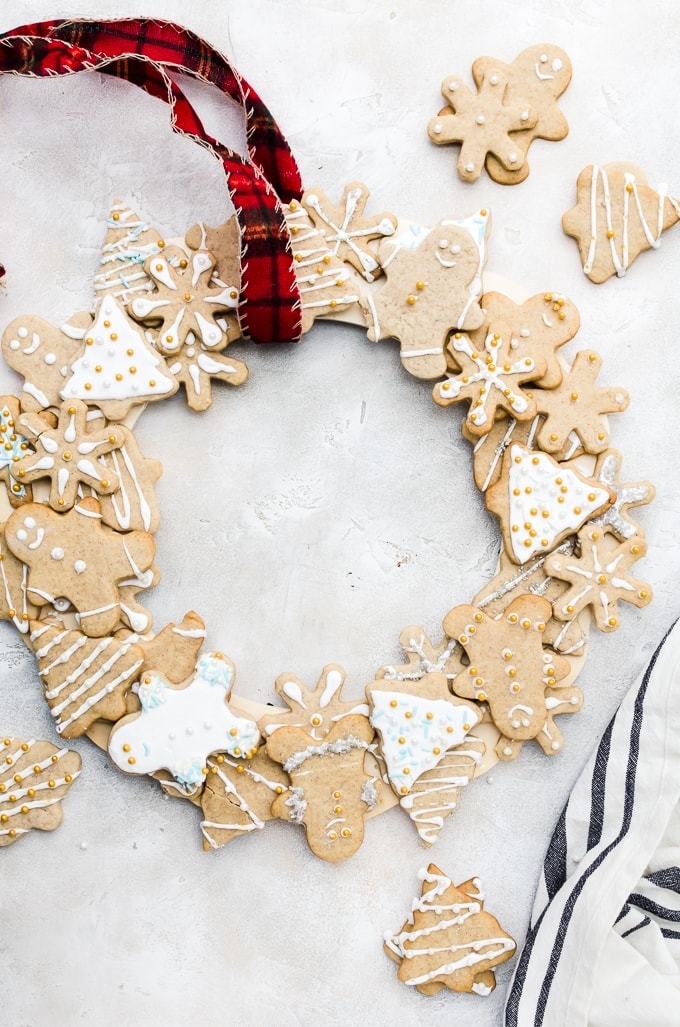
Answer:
[303,187,394,282]
[437,331,535,428]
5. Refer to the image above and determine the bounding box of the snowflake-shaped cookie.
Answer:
[12,400,124,510]
[434,324,546,434]
[302,182,397,282]
[533,350,629,454]
[428,71,537,183]
[545,527,652,632]
[588,449,656,541]
[128,245,240,350]
[377,625,465,686]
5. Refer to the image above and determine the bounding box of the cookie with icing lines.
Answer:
[12,400,125,511]
[545,527,652,633]
[0,522,38,635]
[0,736,81,846]
[29,620,144,739]
[259,663,369,740]
[366,672,484,845]
[433,322,546,435]
[563,162,680,283]
[4,496,156,637]
[94,200,165,304]
[474,44,572,185]
[444,596,581,760]
[484,443,614,565]
[361,217,487,380]
[108,652,261,796]
[200,747,290,850]
[301,182,397,283]
[384,865,516,994]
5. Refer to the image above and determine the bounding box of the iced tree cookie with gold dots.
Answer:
[366,672,484,844]
[485,444,614,565]
[60,294,177,420]
[0,736,81,846]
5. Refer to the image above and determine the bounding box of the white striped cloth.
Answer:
[505,619,680,1026]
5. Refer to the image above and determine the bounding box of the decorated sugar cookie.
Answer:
[94,200,165,302]
[108,652,261,794]
[29,620,144,738]
[301,181,397,282]
[0,736,81,847]
[562,162,680,283]
[60,294,178,420]
[4,496,156,637]
[1,313,86,413]
[200,748,289,851]
[259,664,369,740]
[485,443,614,564]
[385,865,516,994]
[444,596,581,760]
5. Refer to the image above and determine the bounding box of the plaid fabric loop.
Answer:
[0,19,303,343]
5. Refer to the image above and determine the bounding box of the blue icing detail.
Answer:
[197,655,233,690]
[174,758,204,789]
[138,675,169,712]
[142,743,150,757]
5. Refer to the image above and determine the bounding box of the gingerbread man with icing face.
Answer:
[5,496,155,637]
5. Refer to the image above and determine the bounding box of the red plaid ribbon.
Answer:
[0,19,303,343]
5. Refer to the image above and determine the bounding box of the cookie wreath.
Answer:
[0,20,655,859]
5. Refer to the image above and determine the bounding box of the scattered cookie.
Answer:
[285,199,360,332]
[362,216,488,379]
[108,652,260,794]
[484,443,614,564]
[545,527,652,632]
[5,496,156,637]
[562,162,680,283]
[532,350,629,455]
[367,672,483,844]
[94,200,165,303]
[428,68,537,183]
[474,45,572,185]
[0,735,81,846]
[12,400,124,510]
[60,294,178,420]
[267,713,377,862]
[29,620,144,738]
[443,596,581,759]
[434,323,546,434]
[301,182,397,283]
[384,865,516,994]
[200,747,289,850]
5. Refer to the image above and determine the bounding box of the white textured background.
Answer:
[1,2,679,1025]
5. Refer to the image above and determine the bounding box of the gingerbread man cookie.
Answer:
[362,217,488,379]
[443,596,581,760]
[2,314,86,413]
[5,496,155,637]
